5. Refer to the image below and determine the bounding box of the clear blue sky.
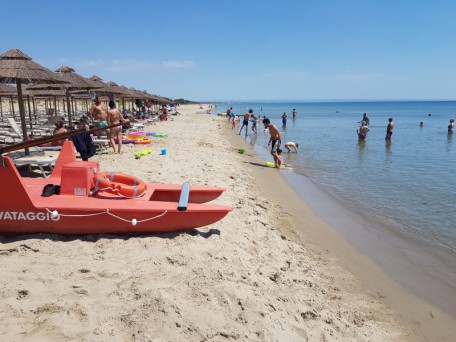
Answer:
[3,0,456,101]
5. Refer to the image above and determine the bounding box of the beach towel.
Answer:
[71,132,96,161]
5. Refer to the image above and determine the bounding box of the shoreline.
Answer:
[249,128,456,318]
[225,115,456,340]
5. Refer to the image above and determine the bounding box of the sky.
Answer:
[2,0,456,101]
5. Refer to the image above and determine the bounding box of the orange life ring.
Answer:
[93,171,147,198]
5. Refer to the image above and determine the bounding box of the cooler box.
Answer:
[60,161,99,196]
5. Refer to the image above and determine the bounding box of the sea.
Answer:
[215,100,456,315]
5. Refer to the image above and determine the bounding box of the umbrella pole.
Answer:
[27,95,33,137]
[32,97,36,119]
[66,88,72,128]
[0,96,3,118]
[53,96,57,116]
[10,95,15,119]
[16,79,30,155]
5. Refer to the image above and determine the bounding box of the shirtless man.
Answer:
[239,109,252,136]
[107,100,128,153]
[263,118,283,168]
[88,95,108,138]
[385,117,394,141]
[284,141,299,153]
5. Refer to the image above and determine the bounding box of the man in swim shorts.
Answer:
[239,109,252,136]
[263,118,283,168]
[385,117,394,141]
[88,94,108,138]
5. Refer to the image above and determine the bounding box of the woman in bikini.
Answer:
[107,101,128,153]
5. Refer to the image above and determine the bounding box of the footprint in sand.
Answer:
[17,289,29,300]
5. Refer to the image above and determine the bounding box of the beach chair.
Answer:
[12,152,59,178]
[91,137,110,152]
[5,118,60,177]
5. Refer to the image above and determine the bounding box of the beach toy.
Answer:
[128,131,147,140]
[134,148,152,159]
[238,148,245,154]
[161,149,167,155]
[265,161,286,168]
[151,132,168,138]
[134,138,151,145]
[114,137,135,144]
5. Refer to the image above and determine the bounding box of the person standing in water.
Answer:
[358,113,370,126]
[282,112,288,126]
[357,121,370,140]
[448,118,455,133]
[251,114,258,134]
[385,117,394,141]
[263,118,283,168]
[239,109,252,136]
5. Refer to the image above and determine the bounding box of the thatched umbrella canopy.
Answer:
[105,81,134,97]
[87,75,124,96]
[128,87,149,99]
[26,66,101,127]
[0,49,67,146]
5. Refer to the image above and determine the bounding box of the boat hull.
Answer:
[0,141,232,235]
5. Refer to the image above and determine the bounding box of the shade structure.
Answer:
[0,49,68,149]
[25,66,101,127]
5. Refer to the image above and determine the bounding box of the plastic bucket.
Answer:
[161,149,167,155]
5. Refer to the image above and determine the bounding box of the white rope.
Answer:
[45,208,168,225]
[45,208,106,217]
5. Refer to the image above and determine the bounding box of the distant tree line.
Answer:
[173,98,198,104]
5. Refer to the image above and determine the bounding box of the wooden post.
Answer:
[65,88,72,128]
[27,95,33,137]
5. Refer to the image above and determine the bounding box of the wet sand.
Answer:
[227,115,456,341]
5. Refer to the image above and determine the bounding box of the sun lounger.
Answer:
[11,151,59,178]
[92,138,110,152]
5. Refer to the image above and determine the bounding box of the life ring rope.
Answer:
[93,171,147,198]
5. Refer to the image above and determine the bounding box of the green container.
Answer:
[239,148,245,154]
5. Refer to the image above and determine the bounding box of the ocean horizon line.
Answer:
[202,99,456,104]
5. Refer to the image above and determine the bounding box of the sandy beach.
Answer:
[0,104,454,341]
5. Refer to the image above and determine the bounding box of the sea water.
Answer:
[216,100,456,313]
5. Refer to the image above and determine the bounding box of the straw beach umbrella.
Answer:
[27,66,102,127]
[0,49,67,146]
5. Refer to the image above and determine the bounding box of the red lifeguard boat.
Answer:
[0,141,232,235]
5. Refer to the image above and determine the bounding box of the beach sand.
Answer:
[0,104,453,341]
